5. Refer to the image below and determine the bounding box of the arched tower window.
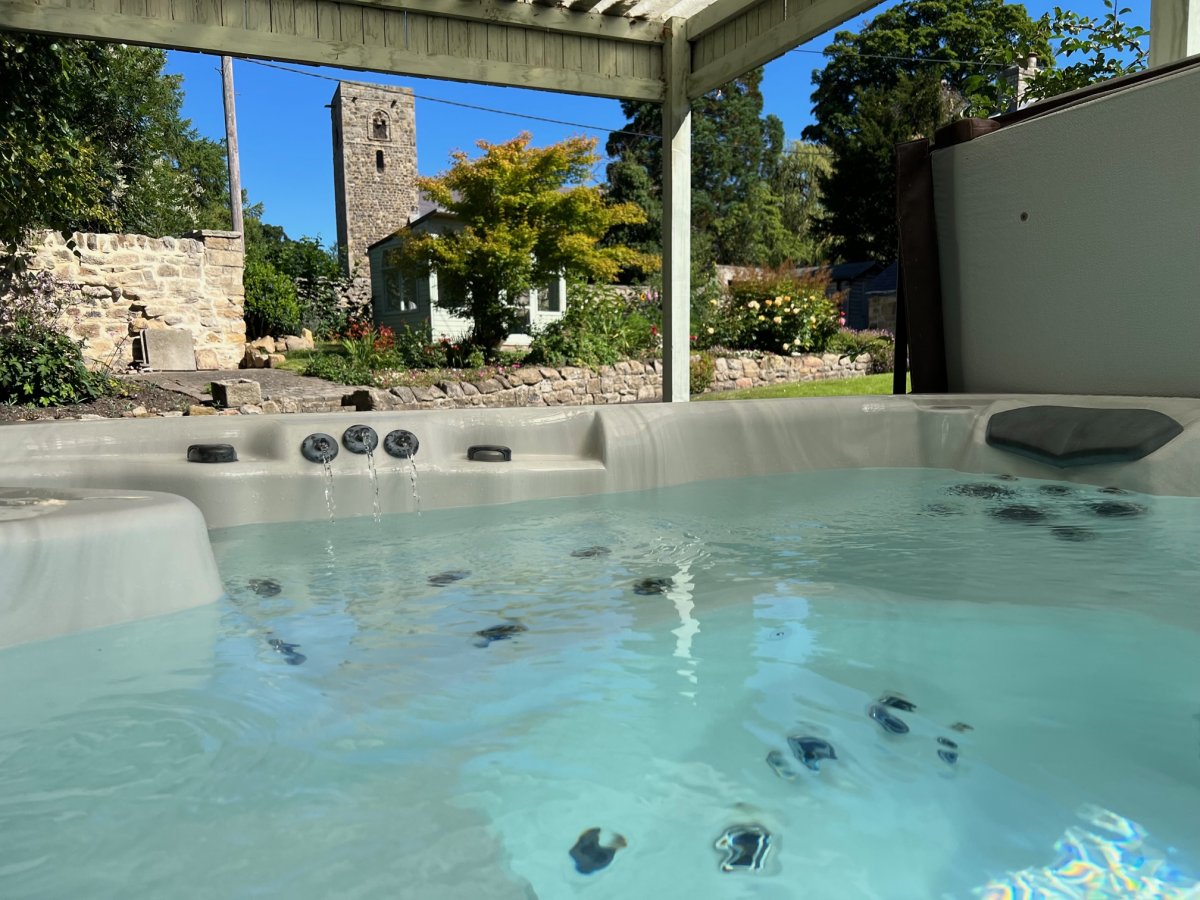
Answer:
[371,112,390,141]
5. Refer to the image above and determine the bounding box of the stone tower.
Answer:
[331,81,418,277]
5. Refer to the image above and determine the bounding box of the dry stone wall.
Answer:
[21,230,245,371]
[709,352,871,391]
[344,352,875,412]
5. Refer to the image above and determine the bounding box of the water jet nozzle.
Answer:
[301,433,339,463]
[342,425,379,455]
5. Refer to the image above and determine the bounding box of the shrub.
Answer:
[0,324,109,406]
[394,323,446,369]
[690,351,716,396]
[435,334,486,370]
[340,325,393,372]
[277,237,350,339]
[0,266,108,406]
[725,270,842,354]
[243,255,301,339]
[526,283,657,368]
[828,328,895,374]
[302,352,370,386]
[303,323,410,385]
[296,276,351,339]
[303,322,458,386]
[626,285,664,332]
[692,275,746,351]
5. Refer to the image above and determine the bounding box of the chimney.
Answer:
[1003,55,1039,112]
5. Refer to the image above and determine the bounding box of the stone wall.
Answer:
[708,352,871,392]
[345,352,875,412]
[338,275,373,319]
[20,229,245,370]
[868,291,897,332]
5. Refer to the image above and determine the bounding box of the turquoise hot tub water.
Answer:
[1,468,1197,898]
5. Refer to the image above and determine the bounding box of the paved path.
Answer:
[127,369,363,411]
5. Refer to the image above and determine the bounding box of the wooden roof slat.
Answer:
[602,0,642,16]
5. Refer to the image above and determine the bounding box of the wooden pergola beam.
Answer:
[361,0,665,43]
[0,0,666,101]
[688,0,878,99]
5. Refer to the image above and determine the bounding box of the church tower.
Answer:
[331,81,418,277]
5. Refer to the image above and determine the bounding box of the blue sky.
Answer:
[164,0,1149,244]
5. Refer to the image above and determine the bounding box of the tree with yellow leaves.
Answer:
[389,133,655,354]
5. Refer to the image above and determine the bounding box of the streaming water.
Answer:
[365,449,380,523]
[3,469,1199,898]
[406,457,421,515]
[320,457,335,523]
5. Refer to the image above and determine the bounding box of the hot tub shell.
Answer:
[2,394,1199,648]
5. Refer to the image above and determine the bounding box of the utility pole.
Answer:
[220,56,244,243]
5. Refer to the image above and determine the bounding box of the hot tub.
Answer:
[1,396,1198,897]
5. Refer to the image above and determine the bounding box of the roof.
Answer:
[830,260,883,282]
[366,232,402,253]
[795,260,886,283]
[407,196,452,228]
[366,196,456,252]
[866,261,898,295]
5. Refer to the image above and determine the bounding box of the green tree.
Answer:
[772,141,834,265]
[816,69,961,259]
[978,0,1149,104]
[135,131,232,237]
[242,210,349,339]
[0,35,230,251]
[1,36,114,252]
[602,155,661,276]
[605,68,797,271]
[804,0,1051,259]
[391,133,652,353]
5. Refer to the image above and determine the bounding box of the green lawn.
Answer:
[695,372,908,400]
[275,342,339,374]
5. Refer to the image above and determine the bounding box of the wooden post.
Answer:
[895,138,948,393]
[221,56,245,243]
[1151,0,1200,66]
[661,17,692,403]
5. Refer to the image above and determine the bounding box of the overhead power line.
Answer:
[243,58,662,139]
[787,47,1007,68]
[239,56,838,159]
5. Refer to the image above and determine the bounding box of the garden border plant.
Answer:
[526,281,658,369]
[291,266,893,391]
[693,267,844,356]
[0,259,116,407]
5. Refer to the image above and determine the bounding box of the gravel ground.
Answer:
[0,380,196,424]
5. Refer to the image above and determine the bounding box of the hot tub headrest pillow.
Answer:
[985,406,1183,468]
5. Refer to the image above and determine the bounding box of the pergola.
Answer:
[1,0,1196,400]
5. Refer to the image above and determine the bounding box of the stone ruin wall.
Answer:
[21,229,245,371]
